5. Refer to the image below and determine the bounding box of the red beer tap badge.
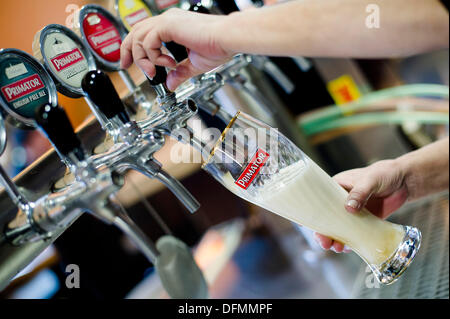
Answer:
[83,13,122,63]
[235,149,270,190]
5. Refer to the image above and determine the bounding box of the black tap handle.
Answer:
[147,65,168,87]
[189,3,212,14]
[35,104,85,161]
[82,70,130,124]
[213,0,240,14]
[164,42,188,63]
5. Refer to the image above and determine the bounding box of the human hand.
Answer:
[120,8,234,91]
[314,159,410,253]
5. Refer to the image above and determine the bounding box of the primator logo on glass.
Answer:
[43,33,89,88]
[235,149,270,190]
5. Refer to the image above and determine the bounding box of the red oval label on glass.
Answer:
[83,12,122,63]
[235,149,270,190]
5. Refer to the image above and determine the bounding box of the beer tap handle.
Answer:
[147,65,168,87]
[164,42,188,63]
[212,0,240,14]
[189,3,212,14]
[35,104,85,162]
[146,66,174,102]
[82,70,131,125]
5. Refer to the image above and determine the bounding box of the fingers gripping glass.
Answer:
[202,111,421,285]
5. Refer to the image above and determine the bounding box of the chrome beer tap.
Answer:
[82,70,200,214]
[1,105,208,299]
[0,48,158,261]
[1,104,158,267]
[81,70,208,298]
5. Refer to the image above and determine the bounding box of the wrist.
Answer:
[394,152,419,201]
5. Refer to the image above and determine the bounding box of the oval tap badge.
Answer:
[0,49,57,128]
[84,12,122,63]
[116,0,154,31]
[78,5,128,71]
[34,24,96,98]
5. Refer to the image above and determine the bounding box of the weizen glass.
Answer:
[202,111,421,285]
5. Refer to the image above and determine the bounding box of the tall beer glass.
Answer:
[201,111,421,285]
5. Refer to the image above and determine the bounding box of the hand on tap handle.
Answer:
[163,7,206,69]
[120,8,233,91]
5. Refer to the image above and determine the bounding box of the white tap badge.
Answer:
[43,33,89,88]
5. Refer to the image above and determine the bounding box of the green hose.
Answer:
[302,111,449,136]
[300,84,449,129]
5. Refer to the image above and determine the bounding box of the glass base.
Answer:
[370,226,422,285]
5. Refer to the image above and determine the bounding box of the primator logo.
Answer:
[88,28,120,48]
[50,48,84,72]
[1,74,44,102]
[235,149,270,190]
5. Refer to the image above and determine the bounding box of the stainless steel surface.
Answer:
[250,55,295,94]
[0,113,6,155]
[0,165,27,209]
[352,193,449,299]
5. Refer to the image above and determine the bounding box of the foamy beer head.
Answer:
[202,111,422,285]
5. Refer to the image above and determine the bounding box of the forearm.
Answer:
[398,137,449,201]
[218,0,449,58]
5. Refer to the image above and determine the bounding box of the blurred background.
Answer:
[0,0,448,299]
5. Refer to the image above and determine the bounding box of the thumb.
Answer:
[345,177,380,213]
[166,59,203,91]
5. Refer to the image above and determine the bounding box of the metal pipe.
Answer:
[0,166,28,209]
